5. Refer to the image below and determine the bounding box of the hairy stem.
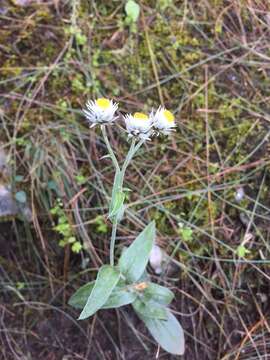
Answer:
[103,133,145,266]
[101,125,120,171]
[110,216,118,266]
[121,138,144,186]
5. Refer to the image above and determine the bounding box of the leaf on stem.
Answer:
[68,281,95,309]
[102,285,137,308]
[119,221,155,282]
[109,169,124,219]
[143,283,174,305]
[109,191,125,219]
[132,298,167,320]
[69,280,137,310]
[136,308,185,355]
[78,265,120,320]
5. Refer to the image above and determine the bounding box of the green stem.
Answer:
[101,125,120,171]
[109,138,144,265]
[101,125,120,266]
[102,133,145,267]
[110,216,118,266]
[120,138,144,186]
[121,138,136,184]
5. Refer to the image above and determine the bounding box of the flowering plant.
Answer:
[69,98,184,355]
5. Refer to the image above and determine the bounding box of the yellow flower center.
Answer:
[133,112,149,120]
[163,109,174,123]
[96,98,111,109]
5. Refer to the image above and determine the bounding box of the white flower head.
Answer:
[124,112,153,140]
[151,106,176,135]
[83,98,118,127]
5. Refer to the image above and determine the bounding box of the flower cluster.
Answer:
[83,98,176,138]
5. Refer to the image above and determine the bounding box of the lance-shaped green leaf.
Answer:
[136,308,185,355]
[69,281,95,309]
[143,283,174,305]
[69,281,137,310]
[132,298,167,320]
[109,169,123,215]
[109,191,125,219]
[119,221,155,283]
[102,286,137,309]
[78,265,120,320]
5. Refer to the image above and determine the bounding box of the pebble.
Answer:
[235,187,245,202]
[149,245,164,275]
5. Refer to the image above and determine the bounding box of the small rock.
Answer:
[0,185,18,219]
[149,245,164,275]
[0,146,10,180]
[235,187,245,202]
[11,0,33,6]
[239,212,249,227]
